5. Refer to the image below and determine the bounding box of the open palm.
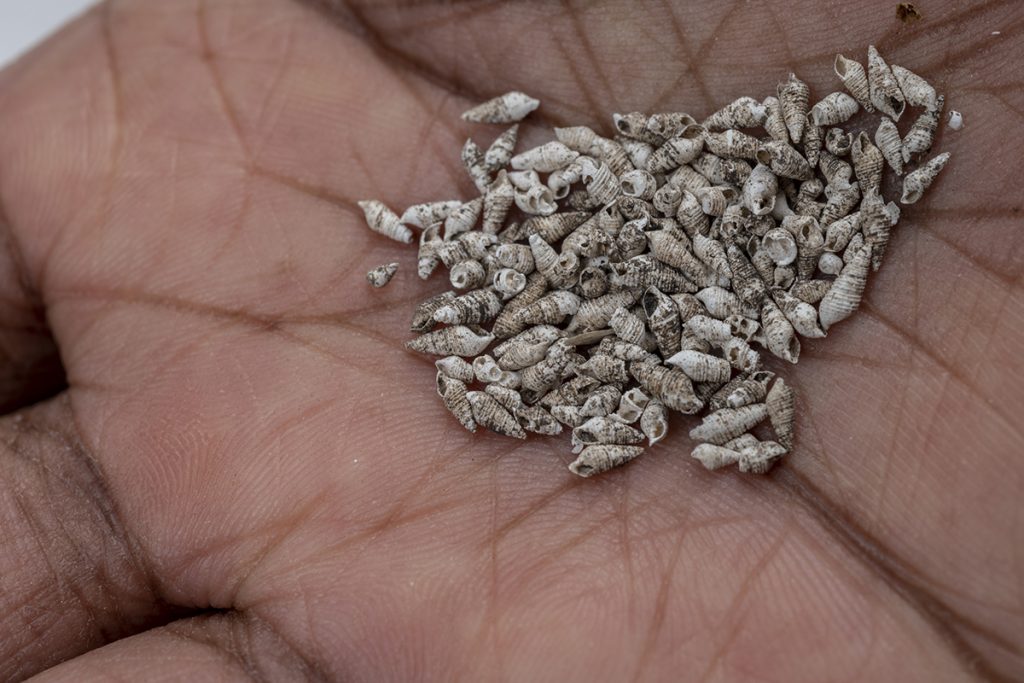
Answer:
[0,0,1021,680]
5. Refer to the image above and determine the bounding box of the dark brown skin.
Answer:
[0,1,1021,680]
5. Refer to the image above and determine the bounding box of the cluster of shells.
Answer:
[359,46,951,478]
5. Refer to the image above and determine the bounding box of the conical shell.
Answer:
[517,404,563,435]
[461,138,492,193]
[771,287,825,338]
[482,171,515,234]
[608,306,647,346]
[619,137,655,172]
[860,188,891,271]
[511,141,579,173]
[555,125,607,156]
[401,200,461,229]
[692,233,732,279]
[553,405,587,428]
[437,374,476,433]
[612,256,697,294]
[873,118,903,175]
[852,131,884,196]
[629,361,703,414]
[640,399,669,445]
[495,243,534,274]
[641,287,682,357]
[705,129,762,161]
[665,349,732,382]
[612,112,660,143]
[581,384,622,417]
[902,95,944,163]
[417,223,443,280]
[691,443,741,470]
[494,326,562,371]
[692,153,752,187]
[834,54,874,112]
[411,291,455,333]
[646,112,697,139]
[716,336,761,372]
[741,164,778,216]
[820,180,861,227]
[578,156,620,205]
[766,378,795,449]
[578,266,609,299]
[467,391,526,439]
[762,96,789,142]
[802,115,823,168]
[620,170,658,201]
[761,298,800,363]
[520,339,573,394]
[818,151,853,191]
[646,124,706,173]
[462,91,539,124]
[574,416,644,446]
[569,445,645,477]
[524,211,591,244]
[484,384,523,413]
[790,279,832,304]
[515,289,580,327]
[448,260,487,290]
[577,354,629,385]
[818,251,843,276]
[492,272,548,338]
[726,245,767,309]
[708,372,772,411]
[867,45,906,120]
[778,73,810,143]
[514,183,557,216]
[695,286,741,320]
[675,189,711,236]
[689,403,769,445]
[891,63,937,109]
[646,230,706,282]
[473,354,503,384]
[407,325,495,357]
[818,243,870,330]
[614,387,649,424]
[757,141,813,180]
[810,92,860,127]
[436,356,476,383]
[483,125,519,172]
[900,152,950,204]
[693,186,735,218]
[737,440,787,474]
[358,200,412,244]
[568,290,640,333]
[704,96,767,131]
[366,263,399,288]
[686,314,733,342]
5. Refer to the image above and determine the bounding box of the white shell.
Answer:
[366,263,398,288]
[511,141,579,173]
[900,152,950,204]
[358,200,412,244]
[462,91,540,124]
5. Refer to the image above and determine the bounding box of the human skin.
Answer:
[0,0,1021,680]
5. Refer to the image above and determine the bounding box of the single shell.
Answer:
[691,153,752,187]
[665,349,732,383]
[686,314,733,342]
[578,266,609,299]
[693,186,735,218]
[704,96,767,131]
[437,374,476,433]
[611,255,697,294]
[494,326,562,371]
[553,405,587,428]
[874,118,904,175]
[692,233,732,279]
[762,227,798,266]
[902,95,944,163]
[574,416,644,446]
[891,63,937,109]
[613,112,659,143]
[790,279,832,304]
[860,188,891,271]
[493,268,528,299]
[766,378,795,449]
[568,290,640,333]
[867,45,906,120]
[548,162,583,199]
[517,405,563,435]
[778,73,810,143]
[620,170,658,202]
[461,139,492,193]
[495,243,534,274]
[689,403,770,446]
[615,387,650,424]
[646,111,697,139]
[530,235,579,289]
[358,200,412,244]
[462,91,540,124]
[726,245,767,309]
[709,372,772,411]
[483,124,519,172]
[646,124,706,173]
[577,354,630,385]
[691,443,741,471]
[818,251,844,276]
[716,336,761,372]
[675,189,712,236]
[834,54,874,112]
[436,356,476,383]
[578,156,620,205]
[771,287,825,338]
[641,287,682,357]
[467,391,526,439]
[629,361,703,414]
[482,172,515,234]
[789,215,825,281]
[449,259,487,290]
[947,110,963,130]
[802,115,823,168]
[726,313,760,341]
[646,230,706,282]
[520,339,573,394]
[608,306,647,346]
[723,433,760,453]
[525,211,592,243]
[417,223,443,279]
[619,137,655,171]
[410,290,455,333]
[737,440,788,474]
[901,152,950,204]
[843,232,865,265]
[569,445,645,477]
[511,141,579,173]
[762,96,789,142]
[484,384,523,413]
[491,272,548,338]
[516,289,581,327]
[640,399,669,446]
[757,141,813,180]
[407,325,495,357]
[581,385,622,417]
[824,127,853,157]
[705,129,762,161]
[555,125,608,156]
[473,354,503,384]
[818,243,871,330]
[696,286,742,319]
[514,184,558,216]
[761,298,801,363]
[741,164,778,216]
[810,92,859,128]
[401,200,461,229]
[366,263,399,288]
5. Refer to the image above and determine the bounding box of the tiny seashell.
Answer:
[757,141,813,180]
[726,314,761,341]
[834,54,874,112]
[703,96,767,131]
[871,118,903,176]
[726,245,767,309]
[860,189,891,271]
[696,286,742,320]
[555,125,608,156]
[508,169,540,191]
[547,162,583,199]
[515,183,558,216]
[540,375,600,408]
[675,189,712,236]
[789,279,832,305]
[620,169,658,201]
[762,96,789,142]
[646,111,697,139]
[761,298,800,363]
[693,186,734,218]
[691,443,742,470]
[578,156,620,205]
[411,290,455,333]
[569,444,645,477]
[484,384,523,414]
[737,440,788,474]
[692,233,732,279]
[890,63,937,109]
[689,403,769,445]
[723,433,761,453]
[614,387,650,424]
[667,164,712,194]
[462,91,539,124]
[574,416,644,446]
[762,227,798,266]
[645,230,706,282]
[629,361,703,414]
[401,200,461,229]
[691,153,752,187]
[810,92,860,128]
[493,268,528,299]
[802,115,823,168]
[562,220,611,260]
[516,289,581,327]
[578,266,610,299]
[366,262,399,288]
[817,251,843,276]
[495,243,534,274]
[511,141,579,173]
[495,369,522,390]
[494,325,562,371]
[611,255,697,294]
[766,377,795,449]
[437,374,476,433]
[472,354,504,384]
[524,211,592,244]
[567,290,640,333]
[819,180,861,228]
[481,172,515,234]
[577,353,630,385]
[712,373,772,411]
[517,404,563,435]
[685,314,733,342]
[647,124,706,173]
[843,232,865,264]
[716,336,761,372]
[581,384,622,417]
[774,266,796,289]
[900,152,950,204]
[771,287,825,338]
[705,129,762,161]
[665,349,732,382]
[491,272,547,339]
[750,244,776,285]
[529,235,579,289]
[849,132,883,197]
[778,73,810,143]
[435,357,477,387]
[483,125,519,172]
[670,292,707,322]
[449,259,487,290]
[741,163,778,216]
[608,306,647,346]
[416,223,443,280]
[461,138,492,193]
[553,404,587,428]
[788,215,825,280]
[407,324,495,357]
[467,391,526,439]
[818,243,870,330]
[824,127,853,157]
[358,199,412,244]
[641,287,682,357]
[598,337,660,364]
[947,110,963,131]
[612,112,659,143]
[640,399,669,445]
[455,231,496,259]
[520,339,573,394]
[867,45,906,121]
[901,95,944,163]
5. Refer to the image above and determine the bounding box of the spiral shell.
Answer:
[778,73,810,143]
[901,152,950,205]
[762,96,789,142]
[891,63,937,109]
[569,445,645,477]
[757,141,813,180]
[511,141,579,173]
[482,171,515,234]
[484,125,519,172]
[691,443,742,470]
[766,378,795,449]
[646,124,706,173]
[810,92,860,127]
[867,45,906,121]
[902,95,944,164]
[818,243,871,330]
[358,199,412,244]
[401,200,461,229]
[704,96,767,131]
[834,53,874,112]
[366,263,398,288]
[462,91,539,124]
[874,117,904,175]
[689,403,769,446]
[629,361,703,414]
[640,399,669,445]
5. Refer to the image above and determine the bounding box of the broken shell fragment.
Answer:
[689,403,770,445]
[569,445,645,477]
[900,152,950,204]
[462,91,540,124]
[358,200,412,244]
[366,263,399,288]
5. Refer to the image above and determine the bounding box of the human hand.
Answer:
[0,1,1021,680]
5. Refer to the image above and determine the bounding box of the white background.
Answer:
[0,1,97,68]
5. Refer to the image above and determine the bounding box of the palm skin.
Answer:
[0,0,1021,680]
